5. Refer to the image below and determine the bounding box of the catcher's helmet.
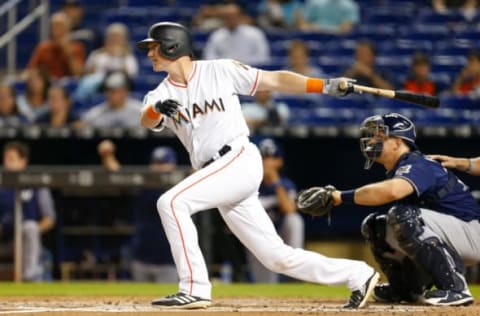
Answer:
[360,112,417,169]
[136,22,193,60]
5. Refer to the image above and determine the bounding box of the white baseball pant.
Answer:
[157,138,374,299]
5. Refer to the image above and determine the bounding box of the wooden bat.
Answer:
[338,81,440,109]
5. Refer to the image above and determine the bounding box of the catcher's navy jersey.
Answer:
[386,151,480,221]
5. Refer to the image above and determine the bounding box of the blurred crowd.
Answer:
[0,0,479,131]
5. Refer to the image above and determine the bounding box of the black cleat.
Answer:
[151,292,211,309]
[372,283,404,303]
[422,289,474,306]
[343,271,380,309]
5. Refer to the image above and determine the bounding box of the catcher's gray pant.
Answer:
[23,220,43,281]
[386,208,480,265]
[0,220,42,281]
[247,213,304,283]
[131,260,178,283]
[157,141,375,299]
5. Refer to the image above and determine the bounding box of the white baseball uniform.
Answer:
[143,59,374,299]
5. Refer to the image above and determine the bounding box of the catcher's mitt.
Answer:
[296,185,336,220]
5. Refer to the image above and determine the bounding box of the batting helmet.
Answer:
[360,112,417,169]
[136,22,193,60]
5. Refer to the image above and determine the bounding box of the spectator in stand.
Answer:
[296,0,359,34]
[27,12,85,79]
[257,0,302,31]
[203,3,270,65]
[74,23,139,102]
[35,85,78,127]
[77,70,142,128]
[432,0,478,21]
[247,138,304,283]
[17,68,50,122]
[242,91,290,131]
[85,23,138,79]
[97,139,178,282]
[287,40,324,78]
[0,84,27,127]
[344,40,393,90]
[452,50,480,95]
[0,141,56,281]
[60,0,99,51]
[404,52,437,96]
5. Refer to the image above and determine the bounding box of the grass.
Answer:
[0,282,479,298]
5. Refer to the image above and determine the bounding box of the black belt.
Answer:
[202,145,232,168]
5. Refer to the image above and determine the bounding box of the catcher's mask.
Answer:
[360,112,417,169]
[136,22,193,60]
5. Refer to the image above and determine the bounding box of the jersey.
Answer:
[143,59,261,169]
[386,151,480,222]
[259,177,297,227]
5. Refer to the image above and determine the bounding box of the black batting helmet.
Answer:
[136,22,193,60]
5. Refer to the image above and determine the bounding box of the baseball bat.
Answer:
[338,81,440,109]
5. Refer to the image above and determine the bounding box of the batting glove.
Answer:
[154,99,181,117]
[324,77,355,97]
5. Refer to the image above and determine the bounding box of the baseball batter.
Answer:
[137,22,379,309]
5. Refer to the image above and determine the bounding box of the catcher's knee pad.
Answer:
[361,213,394,255]
[414,236,467,292]
[386,204,424,254]
[361,212,386,241]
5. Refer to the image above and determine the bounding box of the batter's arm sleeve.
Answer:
[344,178,414,206]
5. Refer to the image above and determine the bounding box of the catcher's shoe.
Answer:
[372,283,403,303]
[151,292,211,309]
[421,289,473,306]
[373,283,422,303]
[343,271,380,309]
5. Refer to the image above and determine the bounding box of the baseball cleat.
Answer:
[151,292,211,309]
[343,271,380,309]
[421,289,474,306]
[372,283,403,303]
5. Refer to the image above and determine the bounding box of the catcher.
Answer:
[297,112,480,306]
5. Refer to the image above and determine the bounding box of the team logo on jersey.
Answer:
[192,98,226,119]
[171,111,191,128]
[395,164,412,176]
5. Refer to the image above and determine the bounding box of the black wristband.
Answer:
[341,190,356,205]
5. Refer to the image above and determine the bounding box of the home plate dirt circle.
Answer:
[0,297,478,315]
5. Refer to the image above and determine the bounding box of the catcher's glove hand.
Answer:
[154,99,180,117]
[296,185,336,221]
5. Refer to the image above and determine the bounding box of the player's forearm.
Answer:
[259,70,323,94]
[140,105,162,128]
[338,180,410,206]
[353,183,400,205]
[38,217,54,233]
[456,157,480,176]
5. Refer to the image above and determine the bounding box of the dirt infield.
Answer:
[0,296,479,316]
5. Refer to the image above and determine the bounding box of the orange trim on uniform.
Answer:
[167,62,197,88]
[169,146,246,295]
[145,105,162,120]
[249,69,260,95]
[306,78,324,93]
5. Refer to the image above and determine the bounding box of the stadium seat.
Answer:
[440,94,477,110]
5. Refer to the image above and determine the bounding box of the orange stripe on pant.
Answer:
[168,146,245,295]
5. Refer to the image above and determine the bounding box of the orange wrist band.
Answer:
[146,105,162,120]
[306,78,324,93]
